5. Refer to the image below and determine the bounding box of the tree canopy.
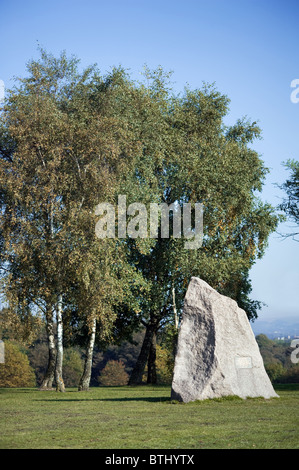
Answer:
[279,159,299,241]
[0,49,280,389]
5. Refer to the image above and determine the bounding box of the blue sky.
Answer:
[0,0,298,322]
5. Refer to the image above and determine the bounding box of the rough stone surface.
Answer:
[171,277,278,402]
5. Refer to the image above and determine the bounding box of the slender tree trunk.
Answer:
[172,285,179,360]
[78,316,96,391]
[39,305,56,390]
[147,329,157,384]
[129,322,156,385]
[55,294,65,392]
[40,206,58,391]
[172,285,179,330]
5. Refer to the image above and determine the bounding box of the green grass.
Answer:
[1,384,298,449]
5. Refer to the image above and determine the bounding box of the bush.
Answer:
[277,365,299,384]
[156,344,174,384]
[98,360,129,386]
[265,362,284,383]
[63,348,84,387]
[0,342,36,387]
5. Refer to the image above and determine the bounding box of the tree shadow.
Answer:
[35,396,170,403]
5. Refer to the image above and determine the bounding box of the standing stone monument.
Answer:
[171,277,278,402]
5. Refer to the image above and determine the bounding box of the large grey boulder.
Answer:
[171,277,278,402]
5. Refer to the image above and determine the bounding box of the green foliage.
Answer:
[155,344,174,384]
[0,49,282,388]
[256,334,299,383]
[122,78,280,344]
[256,334,294,368]
[62,348,84,387]
[98,359,129,386]
[157,324,178,383]
[0,49,143,345]
[277,366,299,384]
[0,342,36,387]
[142,344,174,385]
[265,363,285,383]
[279,159,299,240]
[0,308,43,346]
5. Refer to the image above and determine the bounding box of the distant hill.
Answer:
[251,316,299,339]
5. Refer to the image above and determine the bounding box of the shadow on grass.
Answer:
[35,396,171,403]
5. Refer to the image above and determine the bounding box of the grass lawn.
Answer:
[0,384,298,449]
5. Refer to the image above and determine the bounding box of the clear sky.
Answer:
[0,0,298,322]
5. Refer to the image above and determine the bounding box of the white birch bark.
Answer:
[39,305,56,390]
[172,285,179,330]
[55,294,65,392]
[78,316,96,391]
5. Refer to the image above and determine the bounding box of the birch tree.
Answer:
[0,50,142,391]
[128,82,281,384]
[0,51,281,390]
